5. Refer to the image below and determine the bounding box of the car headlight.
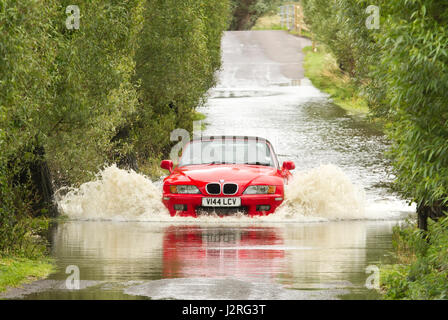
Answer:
[243,185,276,194]
[169,185,201,194]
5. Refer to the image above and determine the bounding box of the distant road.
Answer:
[217,30,312,88]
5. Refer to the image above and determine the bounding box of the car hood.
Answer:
[172,164,281,185]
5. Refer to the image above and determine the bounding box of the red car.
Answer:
[162,225,285,278]
[160,136,295,217]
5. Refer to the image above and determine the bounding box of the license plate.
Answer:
[202,230,241,243]
[202,197,241,207]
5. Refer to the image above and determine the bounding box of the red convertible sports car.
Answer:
[160,136,295,217]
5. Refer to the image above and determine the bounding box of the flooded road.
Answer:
[4,31,414,300]
[6,221,396,300]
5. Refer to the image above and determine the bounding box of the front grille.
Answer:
[206,183,221,195]
[196,206,248,216]
[223,183,238,195]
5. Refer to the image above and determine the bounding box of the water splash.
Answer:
[55,164,388,222]
[55,165,168,221]
[276,164,366,220]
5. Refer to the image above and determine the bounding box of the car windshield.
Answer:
[178,139,277,167]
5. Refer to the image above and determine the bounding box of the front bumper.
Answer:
[162,193,284,217]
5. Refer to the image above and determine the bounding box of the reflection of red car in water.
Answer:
[160,136,295,217]
[162,225,285,279]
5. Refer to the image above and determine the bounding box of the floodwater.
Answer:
[4,31,414,300]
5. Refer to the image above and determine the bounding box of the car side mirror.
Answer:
[282,161,295,171]
[160,160,173,173]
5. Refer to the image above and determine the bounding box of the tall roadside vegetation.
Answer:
[302,0,448,226]
[0,0,229,259]
[380,218,448,299]
[229,0,284,30]
[129,0,230,169]
[302,0,448,298]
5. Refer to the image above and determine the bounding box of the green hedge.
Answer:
[381,218,448,299]
[302,0,448,212]
[302,0,448,298]
[0,0,230,256]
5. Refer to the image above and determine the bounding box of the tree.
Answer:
[1,0,230,255]
[128,0,230,164]
[302,0,448,228]
[229,0,282,30]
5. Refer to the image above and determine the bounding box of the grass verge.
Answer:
[0,257,54,293]
[303,46,369,114]
[379,218,448,299]
[251,14,284,30]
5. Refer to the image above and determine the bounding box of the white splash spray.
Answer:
[276,164,366,220]
[55,164,373,222]
[55,165,169,221]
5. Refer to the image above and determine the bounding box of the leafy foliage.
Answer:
[302,0,448,210]
[376,1,448,209]
[130,0,229,162]
[381,218,448,299]
[229,0,283,30]
[303,0,448,298]
[0,0,230,256]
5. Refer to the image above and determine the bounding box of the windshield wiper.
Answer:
[245,162,271,166]
[194,161,271,166]
[204,161,232,165]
